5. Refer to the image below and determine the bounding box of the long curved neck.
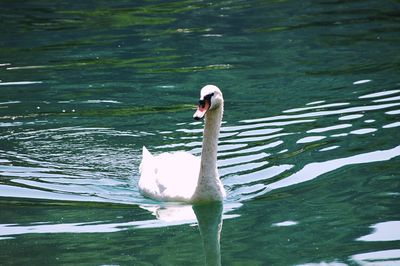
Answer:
[199,105,223,178]
[192,102,224,202]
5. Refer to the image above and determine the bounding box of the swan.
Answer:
[138,85,226,203]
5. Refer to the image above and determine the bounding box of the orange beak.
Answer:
[193,99,210,120]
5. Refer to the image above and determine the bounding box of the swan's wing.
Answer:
[154,152,200,200]
[139,149,200,201]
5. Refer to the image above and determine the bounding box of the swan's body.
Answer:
[138,85,226,203]
[139,148,201,201]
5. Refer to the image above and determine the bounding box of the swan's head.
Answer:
[193,85,223,120]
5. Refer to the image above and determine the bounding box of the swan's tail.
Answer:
[139,146,153,174]
[142,146,152,158]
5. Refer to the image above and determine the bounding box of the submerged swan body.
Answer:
[138,85,226,203]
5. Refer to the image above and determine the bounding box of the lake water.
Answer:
[1,1,400,265]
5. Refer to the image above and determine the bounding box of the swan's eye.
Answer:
[198,93,214,108]
[198,99,206,108]
[204,93,214,103]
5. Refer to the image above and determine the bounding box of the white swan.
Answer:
[138,85,226,203]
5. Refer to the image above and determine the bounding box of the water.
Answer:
[1,0,399,265]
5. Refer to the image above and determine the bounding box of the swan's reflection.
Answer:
[193,203,223,266]
[140,202,224,266]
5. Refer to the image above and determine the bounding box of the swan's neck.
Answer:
[193,104,224,202]
[200,106,222,176]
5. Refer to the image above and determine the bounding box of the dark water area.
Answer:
[1,0,400,265]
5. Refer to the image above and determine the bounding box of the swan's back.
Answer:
[139,146,200,201]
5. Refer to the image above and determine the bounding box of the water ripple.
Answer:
[268,145,400,191]
[242,102,400,123]
[1,86,399,223]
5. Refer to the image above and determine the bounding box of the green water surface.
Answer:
[1,0,400,265]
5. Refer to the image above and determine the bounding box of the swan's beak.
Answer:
[193,99,210,120]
